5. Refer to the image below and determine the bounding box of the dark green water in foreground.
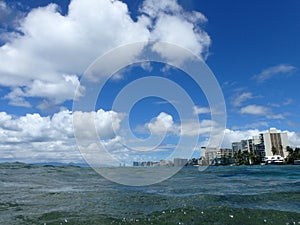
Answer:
[0,163,299,225]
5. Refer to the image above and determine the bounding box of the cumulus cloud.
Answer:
[73,109,123,140]
[0,109,124,162]
[146,112,176,135]
[286,131,300,148]
[144,111,218,138]
[221,128,300,148]
[221,128,262,147]
[0,0,210,109]
[0,110,77,162]
[253,64,296,83]
[4,74,83,107]
[140,0,210,64]
[143,112,218,138]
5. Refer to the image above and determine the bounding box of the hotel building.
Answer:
[253,128,288,158]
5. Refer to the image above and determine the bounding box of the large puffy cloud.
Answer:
[0,109,124,162]
[0,0,210,108]
[0,0,150,106]
[286,131,300,148]
[73,109,123,140]
[0,110,77,162]
[0,0,214,163]
[143,111,221,138]
[147,112,176,135]
[141,0,210,64]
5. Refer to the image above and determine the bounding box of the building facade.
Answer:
[232,139,254,153]
[253,128,288,158]
[174,158,188,167]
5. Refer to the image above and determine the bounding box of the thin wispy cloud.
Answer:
[193,106,210,115]
[231,92,254,107]
[253,64,296,83]
[268,98,293,108]
[240,104,284,120]
[240,104,268,115]
[231,121,269,130]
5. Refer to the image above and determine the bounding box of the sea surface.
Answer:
[0,163,299,225]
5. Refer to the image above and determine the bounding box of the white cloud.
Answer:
[140,61,153,72]
[140,0,181,18]
[4,74,83,107]
[221,128,262,147]
[0,109,124,162]
[141,0,210,64]
[221,128,300,149]
[286,131,300,148]
[267,114,284,119]
[147,112,176,135]
[141,110,222,139]
[232,121,269,130]
[232,92,254,107]
[193,106,210,115]
[73,109,123,140]
[253,64,296,83]
[240,104,285,120]
[0,0,210,109]
[0,0,149,105]
[144,112,216,137]
[3,87,32,107]
[180,119,214,137]
[240,104,268,115]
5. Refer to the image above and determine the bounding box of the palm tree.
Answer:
[249,150,256,165]
[271,146,277,155]
[234,149,243,165]
[279,145,283,157]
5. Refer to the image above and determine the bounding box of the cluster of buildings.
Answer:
[202,128,289,165]
[132,128,289,167]
[133,158,188,167]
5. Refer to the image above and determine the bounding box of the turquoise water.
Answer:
[0,163,299,224]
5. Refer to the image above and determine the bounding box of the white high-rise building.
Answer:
[254,128,289,158]
[200,147,217,165]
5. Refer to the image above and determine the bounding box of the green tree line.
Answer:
[286,146,300,164]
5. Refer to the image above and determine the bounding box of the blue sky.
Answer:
[0,0,299,164]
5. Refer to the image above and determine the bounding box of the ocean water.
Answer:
[0,163,299,225]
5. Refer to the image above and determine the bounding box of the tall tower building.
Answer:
[254,128,289,158]
[263,128,288,157]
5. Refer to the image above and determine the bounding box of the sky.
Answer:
[0,0,300,165]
